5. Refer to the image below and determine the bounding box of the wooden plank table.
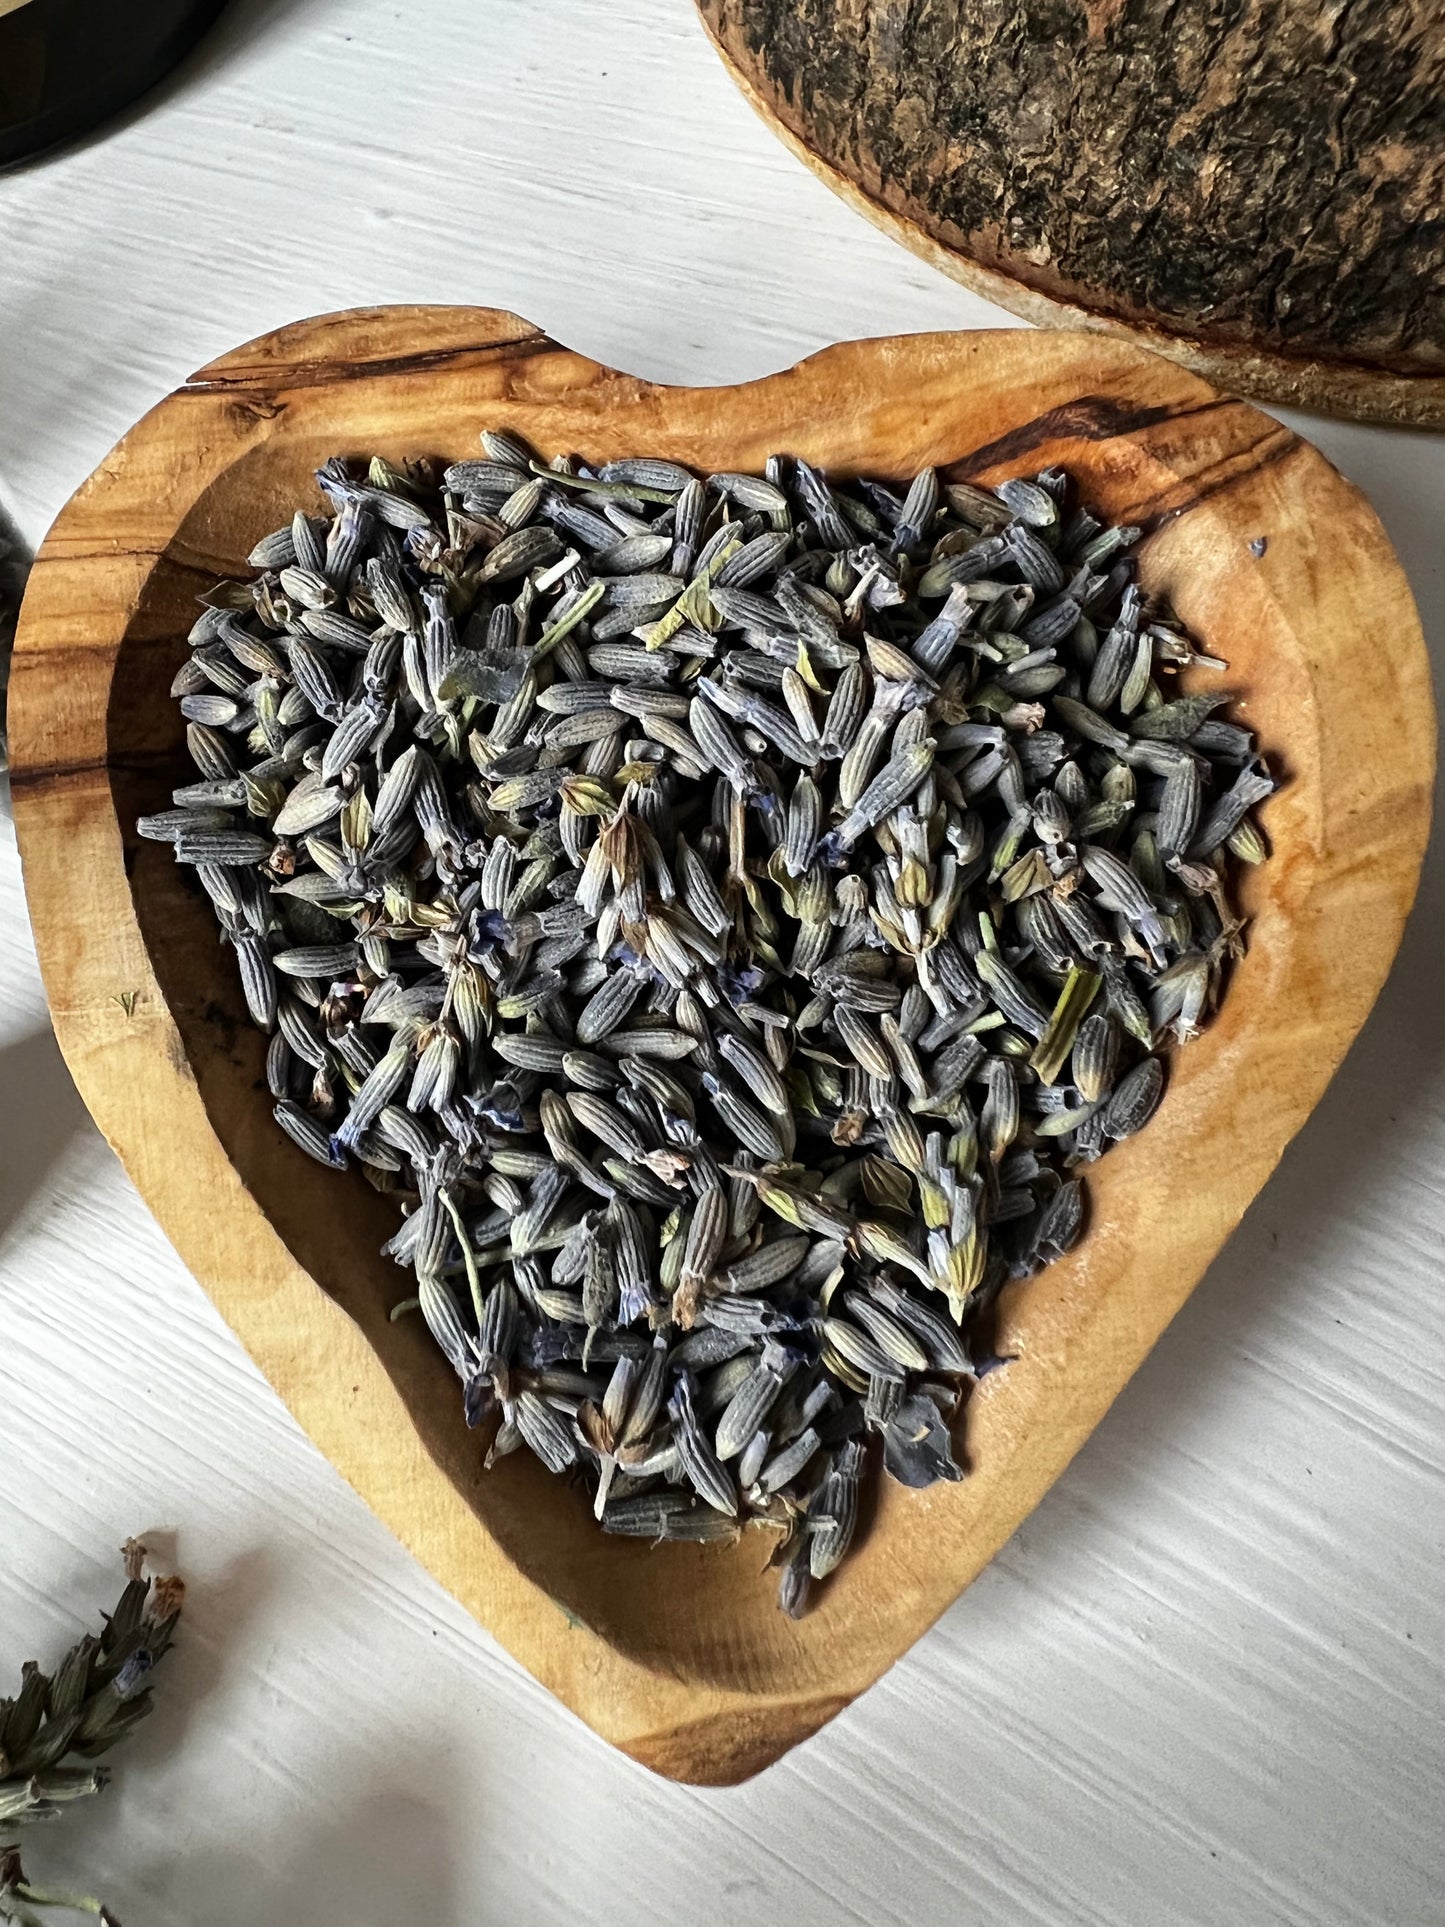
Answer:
[0,3,1441,1920]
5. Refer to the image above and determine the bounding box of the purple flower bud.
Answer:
[113,1649,154,1702]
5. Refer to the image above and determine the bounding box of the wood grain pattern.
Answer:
[696,0,1445,428]
[7,305,1432,1783]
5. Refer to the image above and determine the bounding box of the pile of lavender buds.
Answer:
[139,433,1273,1614]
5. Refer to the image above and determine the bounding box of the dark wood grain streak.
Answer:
[185,330,556,393]
[956,401,1300,528]
[952,395,1236,476]
[9,746,186,793]
[1124,427,1304,524]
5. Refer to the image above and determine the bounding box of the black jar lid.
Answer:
[0,0,229,171]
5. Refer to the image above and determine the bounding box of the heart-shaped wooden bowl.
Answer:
[9,308,1432,1784]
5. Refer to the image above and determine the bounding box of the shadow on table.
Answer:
[0,1026,90,1246]
[0,498,27,608]
[145,1769,463,1927]
[138,1585,464,1927]
[29,1540,464,1927]
[174,0,333,80]
[0,496,31,806]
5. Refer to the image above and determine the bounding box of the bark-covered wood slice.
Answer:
[697,0,1445,426]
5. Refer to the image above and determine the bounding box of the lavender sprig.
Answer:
[0,1541,184,1926]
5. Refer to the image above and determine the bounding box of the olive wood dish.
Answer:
[8,307,1432,1783]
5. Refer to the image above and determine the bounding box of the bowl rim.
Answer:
[8,307,1434,1782]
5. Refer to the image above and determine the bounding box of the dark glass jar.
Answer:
[0,0,228,170]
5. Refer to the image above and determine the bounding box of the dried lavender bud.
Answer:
[148,445,1271,1612]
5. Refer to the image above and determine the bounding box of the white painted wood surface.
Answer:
[1,3,1442,1920]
